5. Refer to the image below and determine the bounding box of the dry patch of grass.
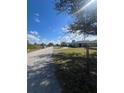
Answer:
[56,48,96,58]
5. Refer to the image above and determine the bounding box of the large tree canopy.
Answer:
[55,0,86,14]
[54,0,97,35]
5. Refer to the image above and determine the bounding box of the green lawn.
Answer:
[53,47,97,93]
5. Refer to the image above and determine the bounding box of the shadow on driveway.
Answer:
[27,54,61,93]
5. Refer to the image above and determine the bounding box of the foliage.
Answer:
[55,44,60,46]
[27,44,42,52]
[55,0,83,14]
[47,43,54,46]
[61,42,68,47]
[54,0,97,35]
[69,15,97,35]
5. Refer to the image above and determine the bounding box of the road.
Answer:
[27,47,61,93]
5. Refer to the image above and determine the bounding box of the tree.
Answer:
[54,0,97,74]
[34,42,37,45]
[55,43,60,46]
[47,43,54,47]
[40,43,46,48]
[54,0,97,35]
[61,42,67,47]
[55,0,82,14]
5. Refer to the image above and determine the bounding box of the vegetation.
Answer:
[54,0,97,35]
[53,48,97,93]
[47,43,54,47]
[54,0,97,76]
[27,44,42,52]
[40,43,46,47]
[55,43,60,47]
[57,48,96,56]
[61,42,68,47]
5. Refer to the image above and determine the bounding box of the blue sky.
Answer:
[27,0,96,44]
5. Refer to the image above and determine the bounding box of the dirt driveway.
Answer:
[27,47,61,93]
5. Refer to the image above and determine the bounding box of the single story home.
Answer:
[70,40,97,47]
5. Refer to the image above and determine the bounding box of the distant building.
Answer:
[71,40,97,47]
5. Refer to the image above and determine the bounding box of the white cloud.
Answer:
[42,39,49,44]
[27,30,96,45]
[30,31,38,36]
[57,33,96,43]
[61,25,70,32]
[34,12,40,23]
[34,18,40,23]
[34,13,40,17]
[60,25,96,43]
[57,33,82,43]
[42,39,59,45]
[27,31,41,44]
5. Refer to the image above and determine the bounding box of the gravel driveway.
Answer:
[27,47,61,93]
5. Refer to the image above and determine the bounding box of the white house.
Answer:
[71,40,97,47]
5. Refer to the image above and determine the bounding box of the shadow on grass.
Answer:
[53,52,97,93]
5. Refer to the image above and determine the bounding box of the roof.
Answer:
[72,40,97,44]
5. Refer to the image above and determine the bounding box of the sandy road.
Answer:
[27,47,61,93]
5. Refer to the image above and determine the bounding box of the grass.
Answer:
[56,48,96,58]
[27,44,42,52]
[53,47,97,93]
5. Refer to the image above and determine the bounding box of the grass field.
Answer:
[27,44,42,52]
[56,47,96,58]
[53,47,97,93]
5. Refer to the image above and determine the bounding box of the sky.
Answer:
[27,0,97,44]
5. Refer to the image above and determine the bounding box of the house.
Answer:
[71,40,97,47]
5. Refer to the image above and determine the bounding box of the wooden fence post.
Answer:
[85,45,90,75]
[86,45,89,59]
